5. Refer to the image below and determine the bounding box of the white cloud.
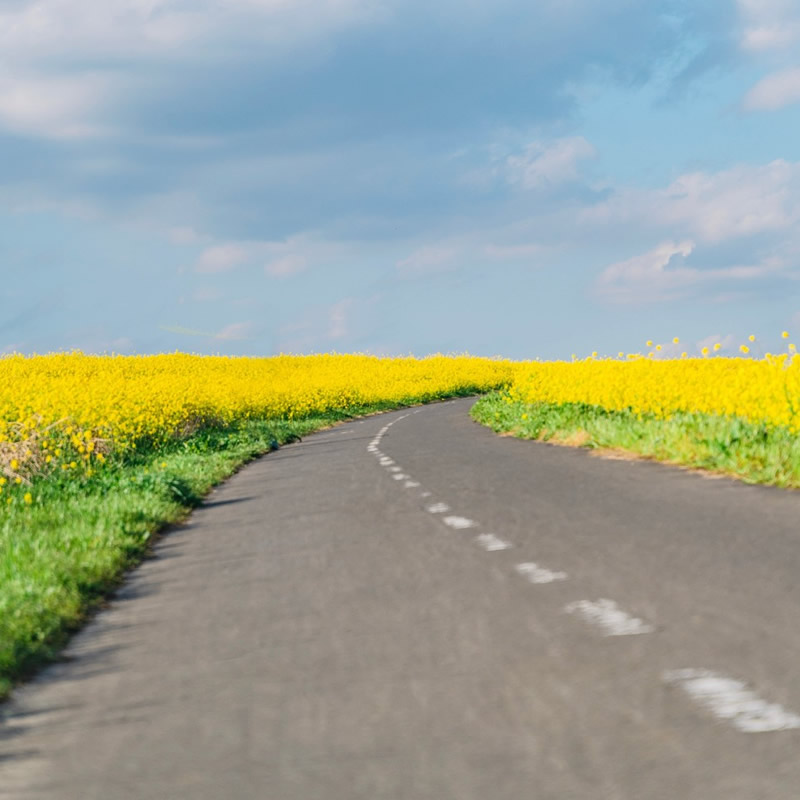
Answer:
[0,73,110,139]
[396,245,458,275]
[585,160,800,243]
[0,0,376,140]
[265,254,307,277]
[596,239,785,303]
[506,136,596,190]
[215,321,253,340]
[738,0,800,51]
[0,0,375,62]
[195,244,249,273]
[743,68,800,111]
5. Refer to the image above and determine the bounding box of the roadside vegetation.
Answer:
[0,353,514,699]
[472,333,800,489]
[471,393,800,487]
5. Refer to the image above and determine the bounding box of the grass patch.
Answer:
[0,397,476,700]
[471,392,800,488]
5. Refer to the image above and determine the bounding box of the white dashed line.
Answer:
[663,669,800,733]
[515,562,567,584]
[565,599,653,636]
[426,502,451,514]
[388,466,402,472]
[476,533,511,551]
[420,491,432,498]
[442,516,477,530]
[404,480,421,488]
[392,473,410,481]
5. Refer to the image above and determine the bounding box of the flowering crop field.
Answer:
[473,338,800,491]
[509,354,800,432]
[0,352,515,501]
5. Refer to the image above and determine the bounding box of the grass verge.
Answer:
[471,392,800,489]
[0,398,466,700]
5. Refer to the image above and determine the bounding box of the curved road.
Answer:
[2,398,800,798]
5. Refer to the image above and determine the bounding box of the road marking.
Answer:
[663,669,800,733]
[379,458,394,466]
[404,480,421,488]
[392,473,410,481]
[476,533,511,551]
[388,466,402,472]
[565,599,653,636]
[443,516,477,530]
[420,491,432,498]
[515,562,567,584]
[426,502,450,514]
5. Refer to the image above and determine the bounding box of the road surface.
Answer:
[2,398,800,799]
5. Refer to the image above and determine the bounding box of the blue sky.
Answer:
[2,0,800,359]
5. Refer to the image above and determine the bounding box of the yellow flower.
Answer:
[0,477,5,486]
[655,344,662,351]
[10,458,19,471]
[681,352,687,358]
[713,343,721,351]
[591,351,598,358]
[790,344,797,352]
[701,346,710,356]
[23,492,32,505]
[782,331,789,338]
[617,352,624,358]
[673,337,680,344]
[748,334,756,342]
[646,340,653,347]
[740,345,750,354]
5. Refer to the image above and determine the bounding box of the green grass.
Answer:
[472,391,800,489]
[0,395,479,700]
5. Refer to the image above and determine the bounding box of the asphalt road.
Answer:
[2,398,800,799]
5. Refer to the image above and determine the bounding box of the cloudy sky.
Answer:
[2,0,800,359]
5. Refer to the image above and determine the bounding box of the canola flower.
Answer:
[4,341,800,498]
[510,352,800,432]
[0,353,516,490]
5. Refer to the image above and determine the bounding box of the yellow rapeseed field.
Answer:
[510,353,800,432]
[0,353,516,487]
[3,345,800,497]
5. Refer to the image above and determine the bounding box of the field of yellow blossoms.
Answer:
[510,351,800,433]
[2,341,800,502]
[0,353,515,497]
